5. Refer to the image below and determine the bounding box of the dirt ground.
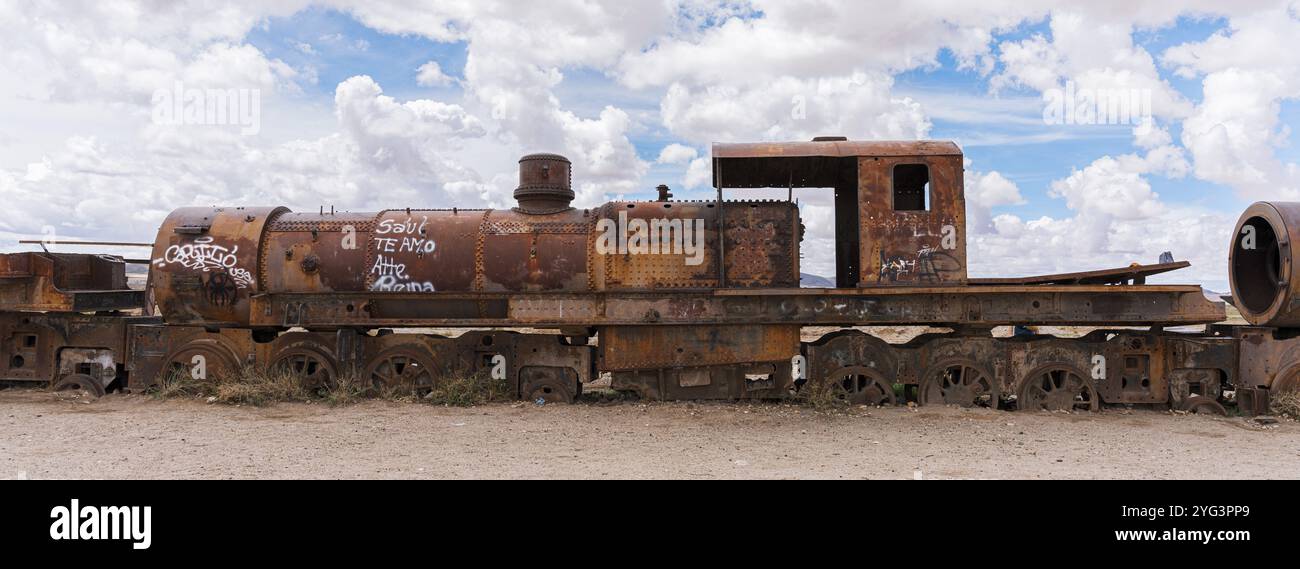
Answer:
[1,388,1297,480]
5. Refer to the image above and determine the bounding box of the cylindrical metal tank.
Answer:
[150,205,597,326]
[1230,201,1300,327]
[149,206,288,326]
[147,154,802,327]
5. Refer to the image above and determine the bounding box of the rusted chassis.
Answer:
[0,307,1265,413]
[121,326,594,403]
[254,286,1219,328]
[803,329,1237,411]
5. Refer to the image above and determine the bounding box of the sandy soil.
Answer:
[1,388,1297,480]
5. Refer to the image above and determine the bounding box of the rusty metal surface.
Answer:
[800,328,1236,409]
[1230,201,1300,327]
[599,324,799,371]
[859,154,966,285]
[597,201,718,289]
[150,206,288,326]
[711,140,960,191]
[969,261,1191,285]
[159,197,799,326]
[712,140,962,159]
[245,285,1224,328]
[598,200,798,290]
[123,323,592,400]
[514,153,575,214]
[265,211,375,294]
[0,311,156,385]
[1232,326,1300,392]
[0,252,143,312]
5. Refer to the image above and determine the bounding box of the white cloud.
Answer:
[683,156,712,189]
[1049,156,1163,221]
[991,10,1194,122]
[966,144,1223,287]
[656,143,697,164]
[332,1,666,204]
[415,60,453,86]
[965,166,1026,234]
[334,75,485,172]
[1162,6,1300,200]
[661,72,930,145]
[616,1,1050,89]
[0,74,497,244]
[0,1,307,103]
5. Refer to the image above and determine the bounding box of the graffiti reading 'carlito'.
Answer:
[153,236,255,288]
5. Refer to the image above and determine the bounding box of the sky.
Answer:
[3,1,1300,293]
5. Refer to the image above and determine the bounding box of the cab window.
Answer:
[892,164,930,211]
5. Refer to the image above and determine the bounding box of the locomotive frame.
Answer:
[1,139,1296,414]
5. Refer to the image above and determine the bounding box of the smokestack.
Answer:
[514,153,574,214]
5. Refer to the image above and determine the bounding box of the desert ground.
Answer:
[1,387,1296,480]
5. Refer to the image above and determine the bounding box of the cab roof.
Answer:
[710,139,962,188]
[711,140,961,159]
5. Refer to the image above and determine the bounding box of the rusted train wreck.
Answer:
[1,139,1295,414]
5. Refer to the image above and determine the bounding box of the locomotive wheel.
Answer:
[53,373,106,398]
[1273,366,1300,395]
[270,346,338,393]
[918,359,998,408]
[827,366,896,406]
[1179,394,1227,416]
[364,348,438,395]
[1018,365,1098,412]
[158,339,241,385]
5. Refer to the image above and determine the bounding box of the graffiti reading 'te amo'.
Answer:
[369,215,437,292]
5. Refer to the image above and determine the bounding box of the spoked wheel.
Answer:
[270,347,338,393]
[919,359,999,408]
[157,340,240,385]
[364,348,438,395]
[828,366,896,406]
[53,373,106,398]
[1018,365,1098,412]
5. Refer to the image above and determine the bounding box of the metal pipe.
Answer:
[18,240,153,247]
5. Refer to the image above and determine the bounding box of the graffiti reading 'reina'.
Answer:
[368,215,437,292]
[154,237,255,289]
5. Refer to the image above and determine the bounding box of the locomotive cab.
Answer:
[712,139,966,287]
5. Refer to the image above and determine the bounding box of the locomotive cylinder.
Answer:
[1230,201,1300,327]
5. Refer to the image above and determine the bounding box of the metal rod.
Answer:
[17,240,153,248]
[716,159,726,288]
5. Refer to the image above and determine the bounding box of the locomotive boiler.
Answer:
[148,153,800,328]
[2,138,1297,413]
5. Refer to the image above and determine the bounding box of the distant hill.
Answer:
[800,273,835,288]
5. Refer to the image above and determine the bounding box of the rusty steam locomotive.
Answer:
[1,139,1296,413]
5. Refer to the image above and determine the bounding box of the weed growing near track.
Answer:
[1271,390,1300,420]
[150,366,511,408]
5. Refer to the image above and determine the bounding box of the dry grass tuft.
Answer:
[794,379,849,411]
[151,365,513,408]
[422,371,512,407]
[1270,390,1300,420]
[213,366,309,406]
